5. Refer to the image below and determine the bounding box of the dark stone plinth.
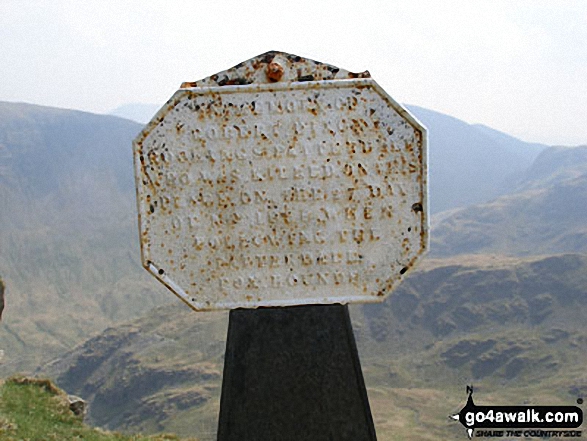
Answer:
[217,304,377,441]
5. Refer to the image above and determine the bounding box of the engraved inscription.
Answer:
[134,79,427,310]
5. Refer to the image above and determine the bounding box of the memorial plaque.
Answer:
[133,52,428,311]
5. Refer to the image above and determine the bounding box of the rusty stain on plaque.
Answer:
[133,51,428,311]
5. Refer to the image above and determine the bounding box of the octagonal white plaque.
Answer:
[133,78,427,310]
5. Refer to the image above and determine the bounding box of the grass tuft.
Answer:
[0,377,198,441]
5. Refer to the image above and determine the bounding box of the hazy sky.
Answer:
[1,0,585,145]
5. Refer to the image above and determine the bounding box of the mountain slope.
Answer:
[41,253,587,440]
[5,99,582,439]
[407,105,546,213]
[431,145,587,256]
[0,100,554,375]
[111,102,548,214]
[515,145,587,191]
[0,102,170,375]
[42,308,227,438]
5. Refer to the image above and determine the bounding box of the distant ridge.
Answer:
[110,101,549,213]
[108,103,159,124]
[431,145,587,257]
[407,105,547,213]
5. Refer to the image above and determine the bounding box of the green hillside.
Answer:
[0,376,197,440]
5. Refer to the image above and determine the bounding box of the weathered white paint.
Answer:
[134,74,427,311]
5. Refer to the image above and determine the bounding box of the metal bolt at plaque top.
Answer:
[266,58,285,82]
[132,51,428,441]
[133,51,428,311]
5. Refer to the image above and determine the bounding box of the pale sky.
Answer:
[1,0,585,146]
